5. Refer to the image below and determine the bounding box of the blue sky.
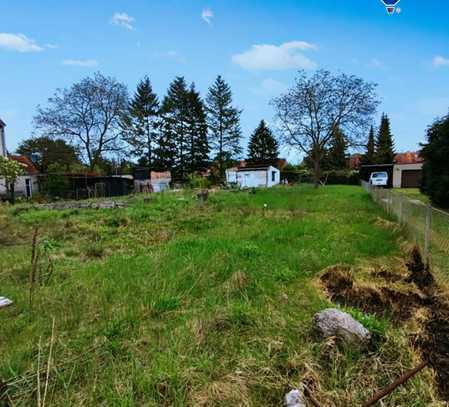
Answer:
[1,0,449,162]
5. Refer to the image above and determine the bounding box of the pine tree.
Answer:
[247,120,279,164]
[206,76,242,179]
[121,77,159,176]
[186,84,209,172]
[362,126,376,165]
[158,77,210,179]
[376,113,395,164]
[153,122,177,171]
[327,127,348,170]
[159,77,190,180]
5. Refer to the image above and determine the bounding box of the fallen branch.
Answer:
[362,361,428,407]
[303,384,321,407]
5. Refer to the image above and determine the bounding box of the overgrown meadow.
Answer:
[0,186,442,406]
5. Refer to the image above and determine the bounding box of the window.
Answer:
[271,171,276,182]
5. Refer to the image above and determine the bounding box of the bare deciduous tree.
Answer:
[34,72,128,170]
[272,70,379,186]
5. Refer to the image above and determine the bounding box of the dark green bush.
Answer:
[421,114,449,208]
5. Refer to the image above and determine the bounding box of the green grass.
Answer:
[0,186,441,406]
[393,188,430,204]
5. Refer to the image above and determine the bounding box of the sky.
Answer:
[1,0,449,163]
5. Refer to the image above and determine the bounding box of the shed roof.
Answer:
[9,155,39,175]
[237,166,277,172]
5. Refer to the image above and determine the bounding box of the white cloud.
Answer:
[62,59,98,67]
[368,58,385,69]
[201,8,214,25]
[433,55,449,68]
[0,33,43,52]
[252,78,287,96]
[232,41,317,71]
[155,50,186,63]
[111,12,135,30]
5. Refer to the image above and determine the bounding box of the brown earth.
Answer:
[319,248,449,401]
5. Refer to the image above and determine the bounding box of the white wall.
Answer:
[393,163,423,188]
[226,170,238,184]
[236,167,280,188]
[0,175,38,198]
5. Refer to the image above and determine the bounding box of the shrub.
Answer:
[186,173,211,189]
[323,170,360,185]
[420,114,449,208]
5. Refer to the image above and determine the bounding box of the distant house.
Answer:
[0,119,39,199]
[392,152,423,188]
[360,151,424,189]
[133,167,171,192]
[226,164,281,188]
[150,171,171,192]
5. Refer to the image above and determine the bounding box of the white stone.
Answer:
[313,308,371,346]
[0,297,13,309]
[284,389,306,407]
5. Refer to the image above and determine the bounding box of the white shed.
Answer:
[227,165,280,188]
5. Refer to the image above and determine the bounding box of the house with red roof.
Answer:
[392,151,423,188]
[0,119,39,199]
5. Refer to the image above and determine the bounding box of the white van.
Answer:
[369,171,389,187]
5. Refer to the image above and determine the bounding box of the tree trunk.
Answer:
[313,158,321,188]
[9,182,16,205]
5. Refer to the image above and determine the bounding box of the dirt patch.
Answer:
[406,248,449,401]
[406,246,435,292]
[372,267,403,283]
[320,248,449,401]
[320,265,424,321]
[421,297,449,401]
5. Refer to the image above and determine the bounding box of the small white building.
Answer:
[226,165,280,188]
[150,171,171,192]
[0,155,39,199]
[0,119,39,199]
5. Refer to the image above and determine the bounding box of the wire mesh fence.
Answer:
[362,181,449,277]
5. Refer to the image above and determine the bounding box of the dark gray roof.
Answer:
[237,166,276,172]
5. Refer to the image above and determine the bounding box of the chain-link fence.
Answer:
[362,181,449,277]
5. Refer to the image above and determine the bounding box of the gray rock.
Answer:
[313,308,371,346]
[284,389,306,407]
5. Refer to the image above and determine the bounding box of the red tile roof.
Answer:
[150,171,171,180]
[9,155,39,175]
[394,152,423,165]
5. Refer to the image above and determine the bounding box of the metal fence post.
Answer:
[424,204,432,261]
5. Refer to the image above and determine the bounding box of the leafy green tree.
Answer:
[376,113,395,164]
[121,77,160,176]
[16,136,80,172]
[206,76,242,179]
[420,113,449,208]
[362,126,376,165]
[327,127,348,170]
[0,156,24,204]
[247,120,279,164]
